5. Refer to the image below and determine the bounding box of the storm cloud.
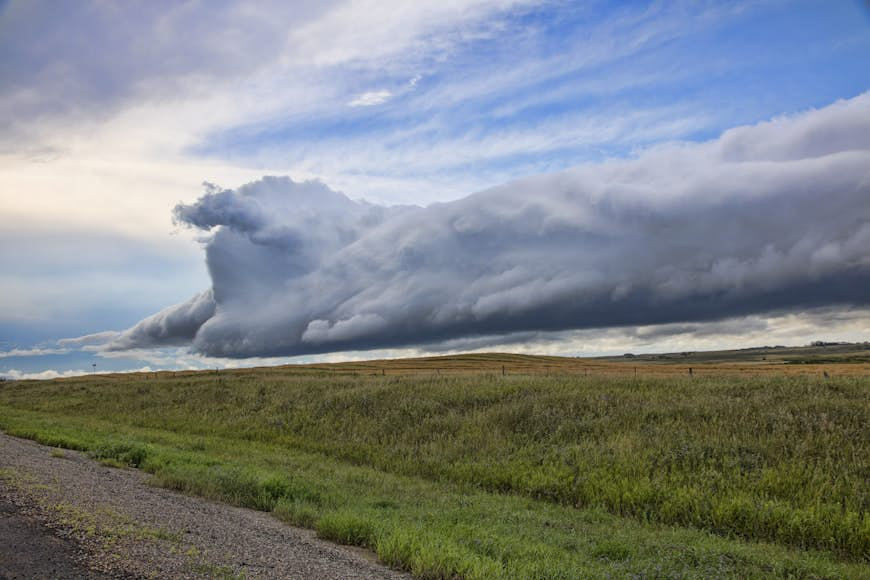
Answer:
[109,93,870,358]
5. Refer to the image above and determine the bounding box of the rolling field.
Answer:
[89,346,870,380]
[1,350,868,578]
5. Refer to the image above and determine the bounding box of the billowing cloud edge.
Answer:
[99,92,870,358]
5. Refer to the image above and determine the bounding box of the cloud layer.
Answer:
[109,93,870,358]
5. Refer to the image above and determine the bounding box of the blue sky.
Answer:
[193,0,870,200]
[1,0,869,378]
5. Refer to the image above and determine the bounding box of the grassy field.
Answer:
[0,353,868,578]
[281,347,870,377]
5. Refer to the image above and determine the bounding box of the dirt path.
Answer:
[0,433,408,579]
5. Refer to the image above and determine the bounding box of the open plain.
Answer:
[1,347,868,578]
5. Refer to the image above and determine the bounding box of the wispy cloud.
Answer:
[349,90,393,107]
[185,1,859,205]
[0,347,69,359]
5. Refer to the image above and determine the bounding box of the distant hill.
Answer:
[201,343,870,379]
[11,343,868,384]
[597,341,870,365]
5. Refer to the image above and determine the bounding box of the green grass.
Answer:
[0,370,868,578]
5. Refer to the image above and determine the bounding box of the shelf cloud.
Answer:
[107,93,870,358]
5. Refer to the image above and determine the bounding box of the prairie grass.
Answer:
[0,366,867,577]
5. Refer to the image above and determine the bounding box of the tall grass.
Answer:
[1,370,867,576]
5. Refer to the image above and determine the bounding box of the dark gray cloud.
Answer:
[109,93,870,357]
[108,291,215,350]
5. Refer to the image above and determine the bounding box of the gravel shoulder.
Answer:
[0,432,408,579]
[0,495,112,579]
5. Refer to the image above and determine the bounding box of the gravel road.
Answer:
[0,433,408,579]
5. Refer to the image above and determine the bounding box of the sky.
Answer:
[1,0,869,379]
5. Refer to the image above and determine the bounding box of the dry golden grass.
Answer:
[57,348,870,385]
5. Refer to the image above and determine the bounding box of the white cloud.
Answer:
[0,347,69,359]
[1,366,157,381]
[2,369,87,381]
[349,90,393,107]
[286,0,537,68]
